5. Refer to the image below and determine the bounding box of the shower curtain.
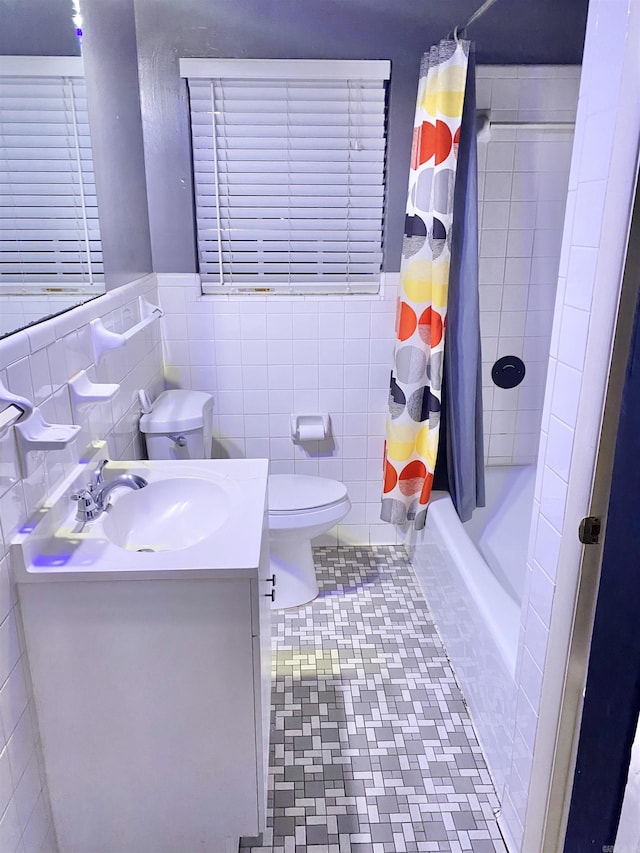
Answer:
[381,38,484,529]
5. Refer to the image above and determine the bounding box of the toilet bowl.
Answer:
[268,474,351,609]
[139,390,350,610]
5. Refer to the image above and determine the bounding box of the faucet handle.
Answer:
[91,459,109,489]
[71,488,100,522]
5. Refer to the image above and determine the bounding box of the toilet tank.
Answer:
[139,390,213,460]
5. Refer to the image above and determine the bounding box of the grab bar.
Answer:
[90,296,164,363]
[0,377,34,434]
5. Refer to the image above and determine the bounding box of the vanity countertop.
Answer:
[11,443,269,583]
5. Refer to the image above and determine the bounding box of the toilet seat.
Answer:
[268,475,350,533]
[268,497,350,532]
[268,474,347,513]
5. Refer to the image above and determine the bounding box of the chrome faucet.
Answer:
[92,458,109,490]
[71,460,148,523]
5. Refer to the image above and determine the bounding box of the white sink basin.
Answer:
[11,442,269,581]
[102,477,230,552]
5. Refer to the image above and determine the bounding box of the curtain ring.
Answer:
[453,25,460,43]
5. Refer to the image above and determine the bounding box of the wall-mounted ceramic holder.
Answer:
[1,377,80,472]
[90,295,164,363]
[15,408,81,477]
[69,369,119,419]
[290,413,330,442]
[15,408,80,452]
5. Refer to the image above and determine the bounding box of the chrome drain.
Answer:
[137,547,155,553]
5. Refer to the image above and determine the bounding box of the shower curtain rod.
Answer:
[477,111,575,134]
[454,5,575,131]
[452,0,501,39]
[490,121,575,130]
[464,0,501,29]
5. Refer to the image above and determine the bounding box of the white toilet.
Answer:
[140,390,351,609]
[268,474,350,608]
[139,389,214,459]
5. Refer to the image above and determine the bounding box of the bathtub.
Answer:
[431,465,534,674]
[411,465,535,797]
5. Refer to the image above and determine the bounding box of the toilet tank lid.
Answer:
[269,474,347,511]
[139,390,213,433]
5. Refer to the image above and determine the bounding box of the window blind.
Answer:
[0,57,103,289]
[180,59,390,294]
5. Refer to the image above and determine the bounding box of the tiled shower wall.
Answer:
[0,275,164,852]
[477,66,580,466]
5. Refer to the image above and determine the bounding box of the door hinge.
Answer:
[578,516,602,545]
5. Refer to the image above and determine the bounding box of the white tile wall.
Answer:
[0,275,164,852]
[0,295,103,340]
[477,67,580,466]
[499,0,640,849]
[156,273,400,546]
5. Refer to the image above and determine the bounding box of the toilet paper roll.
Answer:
[298,423,325,441]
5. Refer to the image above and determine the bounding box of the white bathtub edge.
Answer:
[427,491,520,678]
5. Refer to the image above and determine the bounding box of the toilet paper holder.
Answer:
[290,413,330,442]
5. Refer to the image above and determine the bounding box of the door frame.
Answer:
[541,158,640,850]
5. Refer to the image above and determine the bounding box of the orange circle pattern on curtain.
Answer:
[381,39,469,530]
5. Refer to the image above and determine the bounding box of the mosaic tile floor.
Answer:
[241,546,507,853]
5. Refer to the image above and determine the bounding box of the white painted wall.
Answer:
[499,0,640,848]
[0,276,164,851]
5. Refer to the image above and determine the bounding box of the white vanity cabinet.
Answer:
[20,567,271,853]
[13,455,272,853]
